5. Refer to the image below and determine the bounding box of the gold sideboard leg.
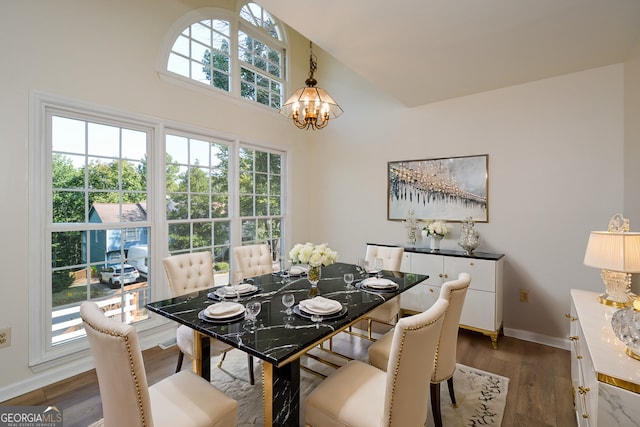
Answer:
[488,332,498,349]
[460,324,501,349]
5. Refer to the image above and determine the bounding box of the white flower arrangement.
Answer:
[424,220,450,237]
[289,242,338,267]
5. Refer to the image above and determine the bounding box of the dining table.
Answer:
[146,262,428,427]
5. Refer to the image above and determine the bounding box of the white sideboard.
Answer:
[569,289,640,426]
[386,245,504,348]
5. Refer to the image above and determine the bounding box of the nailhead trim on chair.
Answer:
[83,317,149,427]
[387,315,442,426]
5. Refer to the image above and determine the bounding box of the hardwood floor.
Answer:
[2,329,576,427]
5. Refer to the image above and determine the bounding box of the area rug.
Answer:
[209,348,509,427]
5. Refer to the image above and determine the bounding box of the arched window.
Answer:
[165,2,286,110]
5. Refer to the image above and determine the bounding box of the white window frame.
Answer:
[28,91,288,368]
[157,3,288,111]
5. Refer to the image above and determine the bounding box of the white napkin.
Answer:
[362,278,398,289]
[224,283,255,295]
[290,265,308,275]
[205,302,244,318]
[299,296,342,314]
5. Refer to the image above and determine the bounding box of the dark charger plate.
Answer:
[293,304,348,321]
[198,309,246,324]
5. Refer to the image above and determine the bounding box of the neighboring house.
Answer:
[85,202,148,264]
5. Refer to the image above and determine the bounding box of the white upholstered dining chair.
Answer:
[363,245,404,339]
[368,272,472,427]
[233,243,274,282]
[81,301,238,427]
[304,298,449,427]
[162,251,254,384]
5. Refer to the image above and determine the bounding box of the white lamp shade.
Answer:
[584,231,640,273]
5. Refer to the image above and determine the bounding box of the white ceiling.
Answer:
[255,0,640,107]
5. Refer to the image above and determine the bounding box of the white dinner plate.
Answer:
[204,302,245,319]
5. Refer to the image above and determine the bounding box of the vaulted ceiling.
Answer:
[255,0,640,107]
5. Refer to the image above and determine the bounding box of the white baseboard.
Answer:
[503,327,570,351]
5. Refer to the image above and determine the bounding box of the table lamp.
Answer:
[583,214,640,307]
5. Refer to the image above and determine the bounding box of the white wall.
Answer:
[0,0,316,400]
[0,0,635,401]
[308,55,625,346]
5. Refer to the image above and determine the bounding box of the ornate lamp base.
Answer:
[599,270,634,308]
[598,293,633,308]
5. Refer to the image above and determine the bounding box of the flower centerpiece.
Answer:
[289,242,338,286]
[424,220,449,252]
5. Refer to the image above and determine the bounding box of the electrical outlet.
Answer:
[519,290,529,303]
[0,328,11,348]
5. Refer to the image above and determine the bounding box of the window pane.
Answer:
[190,194,210,219]
[171,34,190,56]
[255,173,268,194]
[269,196,281,215]
[87,123,120,158]
[191,40,209,65]
[241,219,256,243]
[240,195,254,216]
[53,191,85,223]
[168,53,190,77]
[52,116,86,154]
[166,134,189,165]
[212,194,228,218]
[192,22,212,46]
[193,222,212,248]
[256,196,267,216]
[168,223,191,251]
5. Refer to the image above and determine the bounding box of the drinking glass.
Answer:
[246,301,261,320]
[375,257,384,278]
[230,282,241,302]
[244,301,262,331]
[343,273,354,288]
[282,294,295,315]
[357,257,367,276]
[281,259,291,282]
[215,286,227,301]
[310,313,322,328]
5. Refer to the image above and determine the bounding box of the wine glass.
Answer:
[231,282,241,302]
[244,301,262,331]
[247,301,262,319]
[357,257,367,276]
[282,293,295,315]
[375,257,384,278]
[215,286,227,301]
[310,313,322,328]
[343,273,354,288]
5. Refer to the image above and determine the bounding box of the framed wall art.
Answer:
[388,154,488,222]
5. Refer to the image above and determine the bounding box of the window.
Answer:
[165,2,286,110]
[45,111,152,350]
[239,146,283,262]
[165,133,232,272]
[29,93,287,366]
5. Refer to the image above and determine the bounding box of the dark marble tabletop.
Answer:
[146,262,428,367]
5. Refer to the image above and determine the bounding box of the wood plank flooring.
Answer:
[2,329,577,427]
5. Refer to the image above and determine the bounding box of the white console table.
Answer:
[569,289,640,426]
[371,244,504,348]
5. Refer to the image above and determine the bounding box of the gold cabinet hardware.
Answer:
[565,314,577,321]
[578,386,590,395]
[576,355,583,359]
[469,262,475,266]
[569,336,579,341]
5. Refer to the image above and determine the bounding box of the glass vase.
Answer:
[308,265,321,287]
[429,235,443,253]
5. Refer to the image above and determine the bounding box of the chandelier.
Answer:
[279,42,343,130]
